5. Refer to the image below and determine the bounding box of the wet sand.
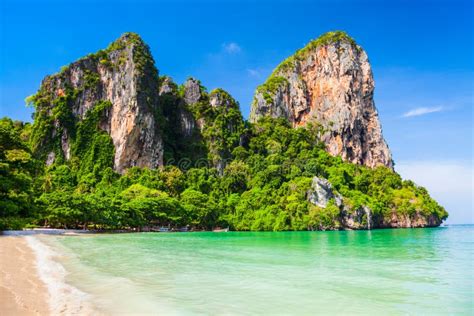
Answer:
[0,236,50,315]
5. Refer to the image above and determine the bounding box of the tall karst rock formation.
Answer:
[250,31,393,169]
[29,33,163,173]
[29,33,243,174]
[29,31,391,174]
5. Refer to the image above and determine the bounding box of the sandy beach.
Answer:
[0,236,50,315]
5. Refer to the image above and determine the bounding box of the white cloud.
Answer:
[222,42,241,54]
[402,106,444,118]
[396,160,473,224]
[246,68,261,77]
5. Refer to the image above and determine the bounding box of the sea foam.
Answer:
[25,236,97,315]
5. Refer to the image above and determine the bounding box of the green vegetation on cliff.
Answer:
[272,30,356,76]
[72,101,115,180]
[255,76,289,104]
[0,115,447,230]
[160,79,245,169]
[253,31,357,107]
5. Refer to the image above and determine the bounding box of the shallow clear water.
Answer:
[44,226,473,315]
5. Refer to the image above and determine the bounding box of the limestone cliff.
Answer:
[307,176,443,230]
[159,76,207,163]
[30,30,243,174]
[158,76,244,170]
[29,33,163,173]
[250,31,393,169]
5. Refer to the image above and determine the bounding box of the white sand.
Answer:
[0,235,98,315]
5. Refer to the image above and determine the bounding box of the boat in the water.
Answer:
[212,227,229,232]
[159,227,170,232]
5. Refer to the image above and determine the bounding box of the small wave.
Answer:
[25,236,97,315]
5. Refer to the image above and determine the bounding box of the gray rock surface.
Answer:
[159,76,174,95]
[183,78,202,105]
[308,176,441,229]
[341,205,373,230]
[308,177,342,208]
[210,90,233,109]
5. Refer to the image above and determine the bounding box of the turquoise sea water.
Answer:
[43,226,473,315]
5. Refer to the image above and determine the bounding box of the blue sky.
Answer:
[1,0,472,223]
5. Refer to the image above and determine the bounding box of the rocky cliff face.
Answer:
[158,76,208,163]
[250,31,393,169]
[157,76,244,170]
[30,33,163,173]
[160,77,198,138]
[307,176,443,230]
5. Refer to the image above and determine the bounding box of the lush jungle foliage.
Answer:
[0,114,447,231]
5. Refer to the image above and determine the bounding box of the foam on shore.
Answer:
[25,236,97,315]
